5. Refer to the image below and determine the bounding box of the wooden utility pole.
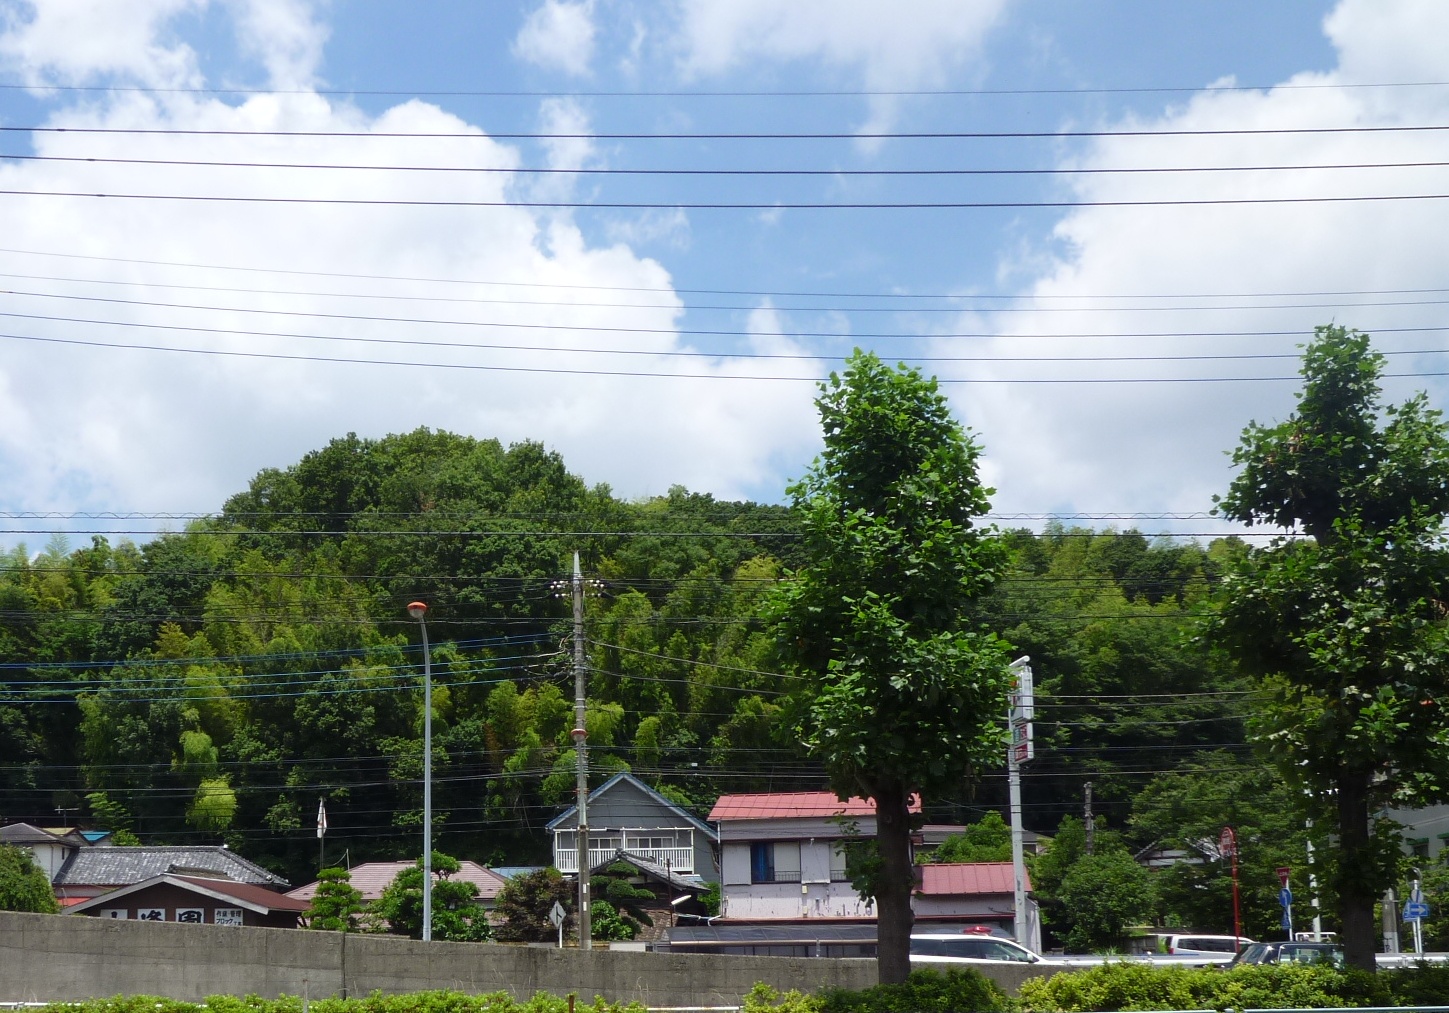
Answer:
[571,552,591,948]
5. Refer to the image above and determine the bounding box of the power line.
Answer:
[5,185,1449,211]
[7,150,1449,179]
[9,123,1449,140]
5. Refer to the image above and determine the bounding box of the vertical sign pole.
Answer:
[572,552,592,949]
[1007,657,1032,949]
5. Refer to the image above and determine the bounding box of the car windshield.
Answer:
[1236,943,1270,963]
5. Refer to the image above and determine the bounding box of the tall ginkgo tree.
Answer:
[1214,325,1449,970]
[768,351,1014,983]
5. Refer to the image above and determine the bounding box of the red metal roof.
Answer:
[917,862,1030,896]
[708,792,922,821]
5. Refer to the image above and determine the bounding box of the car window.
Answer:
[980,940,1034,962]
[938,938,985,958]
[910,938,945,957]
[1238,943,1270,963]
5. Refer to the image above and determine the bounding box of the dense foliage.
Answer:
[768,351,1014,981]
[0,380,1399,951]
[304,866,365,931]
[0,842,60,913]
[1213,325,1449,968]
[371,852,491,941]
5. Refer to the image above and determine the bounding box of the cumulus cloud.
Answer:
[0,1,820,520]
[0,0,205,87]
[671,0,1008,136]
[514,0,596,77]
[948,0,1449,529]
[227,0,329,90]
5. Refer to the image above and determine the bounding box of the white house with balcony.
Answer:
[546,772,719,883]
[708,791,924,920]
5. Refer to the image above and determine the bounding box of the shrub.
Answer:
[41,992,646,1013]
[819,968,1013,1013]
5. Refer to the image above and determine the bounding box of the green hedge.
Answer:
[744,969,1013,1013]
[1017,960,1449,1011]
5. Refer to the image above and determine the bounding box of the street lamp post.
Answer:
[408,601,433,942]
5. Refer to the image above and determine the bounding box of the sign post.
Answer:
[549,900,567,949]
[1404,875,1429,956]
[1220,827,1240,947]
[1277,866,1293,939]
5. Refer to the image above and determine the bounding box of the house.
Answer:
[546,772,719,883]
[694,791,1042,955]
[51,846,289,904]
[916,862,1042,952]
[586,850,712,942]
[709,791,922,921]
[0,823,114,883]
[1388,804,1449,862]
[67,874,309,928]
[286,860,508,910]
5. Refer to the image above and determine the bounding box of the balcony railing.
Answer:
[554,842,694,874]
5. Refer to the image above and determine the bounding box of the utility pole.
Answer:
[1007,657,1034,950]
[1084,782,1094,855]
[571,552,591,949]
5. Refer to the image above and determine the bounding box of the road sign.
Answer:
[1010,717,1034,763]
[1404,901,1430,921]
[1276,866,1291,889]
[1219,827,1236,857]
[1279,887,1293,908]
[549,901,567,928]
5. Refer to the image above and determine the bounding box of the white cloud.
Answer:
[0,4,821,520]
[0,0,205,87]
[671,0,1008,136]
[947,0,1449,529]
[514,0,596,77]
[226,0,329,90]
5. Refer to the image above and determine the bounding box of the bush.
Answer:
[819,968,1013,1013]
[1015,960,1449,1012]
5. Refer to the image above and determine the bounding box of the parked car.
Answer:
[1228,941,1345,967]
[1156,933,1254,956]
[910,933,1043,964]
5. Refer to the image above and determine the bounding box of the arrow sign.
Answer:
[1404,901,1430,922]
[1279,887,1293,908]
[549,900,567,928]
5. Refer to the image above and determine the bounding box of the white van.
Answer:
[1156,933,1253,956]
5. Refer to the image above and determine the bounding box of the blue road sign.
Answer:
[1281,909,1292,931]
[1279,887,1293,908]
[1404,901,1430,921]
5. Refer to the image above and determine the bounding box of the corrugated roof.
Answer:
[54,846,288,889]
[285,860,506,903]
[546,772,717,837]
[917,862,1029,896]
[708,792,922,821]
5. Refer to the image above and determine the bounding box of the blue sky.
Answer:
[1,0,1445,547]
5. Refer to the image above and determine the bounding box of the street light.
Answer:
[408,601,432,943]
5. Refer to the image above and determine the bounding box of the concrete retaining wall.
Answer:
[0,912,879,1006]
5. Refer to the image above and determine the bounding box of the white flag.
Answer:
[317,798,328,839]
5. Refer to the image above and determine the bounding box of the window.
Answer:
[1410,837,1430,859]
[750,842,802,883]
[830,845,850,882]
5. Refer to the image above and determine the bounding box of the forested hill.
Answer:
[0,428,1249,885]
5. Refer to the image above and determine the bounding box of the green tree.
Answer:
[493,867,573,942]
[767,351,1013,982]
[304,866,365,932]
[588,861,657,940]
[928,811,1012,864]
[372,852,491,941]
[1213,326,1449,970]
[1056,849,1153,951]
[0,843,59,913]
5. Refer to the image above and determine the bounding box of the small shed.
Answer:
[67,874,310,928]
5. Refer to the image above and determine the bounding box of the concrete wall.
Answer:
[0,911,878,1006]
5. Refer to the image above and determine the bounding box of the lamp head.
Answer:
[407,601,428,620]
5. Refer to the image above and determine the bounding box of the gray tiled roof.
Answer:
[54,846,288,888]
